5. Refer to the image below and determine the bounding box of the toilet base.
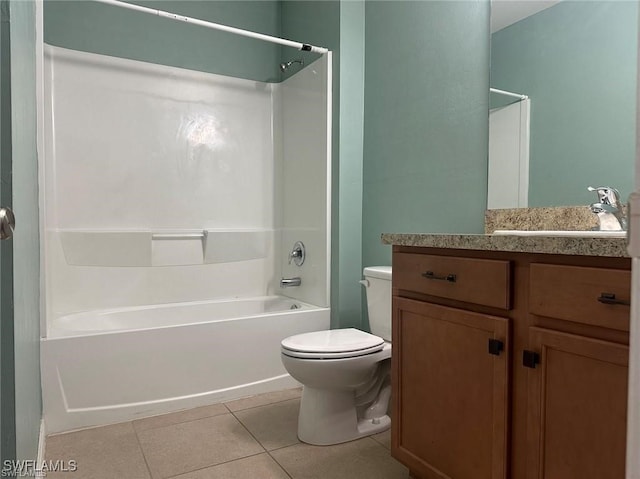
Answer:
[297,386,391,446]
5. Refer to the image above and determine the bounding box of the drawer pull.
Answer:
[597,292,630,306]
[421,271,457,283]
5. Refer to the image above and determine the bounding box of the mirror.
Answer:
[488,0,637,208]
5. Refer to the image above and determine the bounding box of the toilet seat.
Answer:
[281,328,385,360]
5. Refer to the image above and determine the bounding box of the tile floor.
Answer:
[45,388,409,479]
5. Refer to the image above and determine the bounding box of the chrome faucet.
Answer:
[288,241,305,266]
[280,277,301,288]
[588,186,627,231]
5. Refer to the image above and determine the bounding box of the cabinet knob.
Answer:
[523,350,540,369]
[488,339,504,356]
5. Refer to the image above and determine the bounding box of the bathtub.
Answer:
[41,296,330,434]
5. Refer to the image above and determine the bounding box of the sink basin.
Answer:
[492,230,627,238]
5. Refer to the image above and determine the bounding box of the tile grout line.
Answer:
[224,392,303,414]
[265,448,295,479]
[163,451,267,479]
[369,433,391,450]
[228,408,267,452]
[228,408,294,479]
[229,397,303,452]
[131,422,156,479]
[266,441,302,453]
[133,409,231,434]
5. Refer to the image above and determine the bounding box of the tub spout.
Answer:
[280,277,301,288]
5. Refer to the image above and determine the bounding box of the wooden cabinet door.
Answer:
[526,327,628,479]
[391,297,509,479]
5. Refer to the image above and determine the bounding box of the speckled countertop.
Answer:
[381,233,629,258]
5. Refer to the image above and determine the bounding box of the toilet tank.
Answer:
[363,266,392,341]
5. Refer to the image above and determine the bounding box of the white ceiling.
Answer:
[491,0,561,33]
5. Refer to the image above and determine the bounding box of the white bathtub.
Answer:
[41,296,330,434]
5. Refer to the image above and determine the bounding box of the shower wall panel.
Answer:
[46,45,274,230]
[276,55,331,308]
[43,45,277,320]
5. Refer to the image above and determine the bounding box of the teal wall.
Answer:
[0,0,16,461]
[44,0,282,82]
[362,1,490,268]
[337,1,365,329]
[491,1,637,207]
[10,0,41,462]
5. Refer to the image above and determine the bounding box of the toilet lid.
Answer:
[281,328,384,358]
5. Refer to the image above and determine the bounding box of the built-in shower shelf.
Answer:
[56,229,272,267]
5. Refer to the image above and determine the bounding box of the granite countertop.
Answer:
[381,233,629,258]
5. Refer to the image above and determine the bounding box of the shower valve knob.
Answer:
[0,207,15,240]
[288,241,305,266]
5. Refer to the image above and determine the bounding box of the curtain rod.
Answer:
[490,88,529,100]
[93,0,329,54]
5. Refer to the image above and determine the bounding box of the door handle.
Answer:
[0,207,15,240]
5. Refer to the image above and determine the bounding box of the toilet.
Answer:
[280,266,392,445]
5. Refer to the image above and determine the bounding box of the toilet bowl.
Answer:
[280,266,392,445]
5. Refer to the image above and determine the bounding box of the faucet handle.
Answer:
[588,186,621,206]
[288,241,305,266]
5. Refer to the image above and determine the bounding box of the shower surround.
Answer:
[40,45,331,433]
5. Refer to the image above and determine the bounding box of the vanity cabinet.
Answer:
[393,297,509,479]
[525,327,628,479]
[391,247,631,479]
[525,263,631,479]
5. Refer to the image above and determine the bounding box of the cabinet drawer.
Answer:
[529,263,631,331]
[393,253,511,309]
